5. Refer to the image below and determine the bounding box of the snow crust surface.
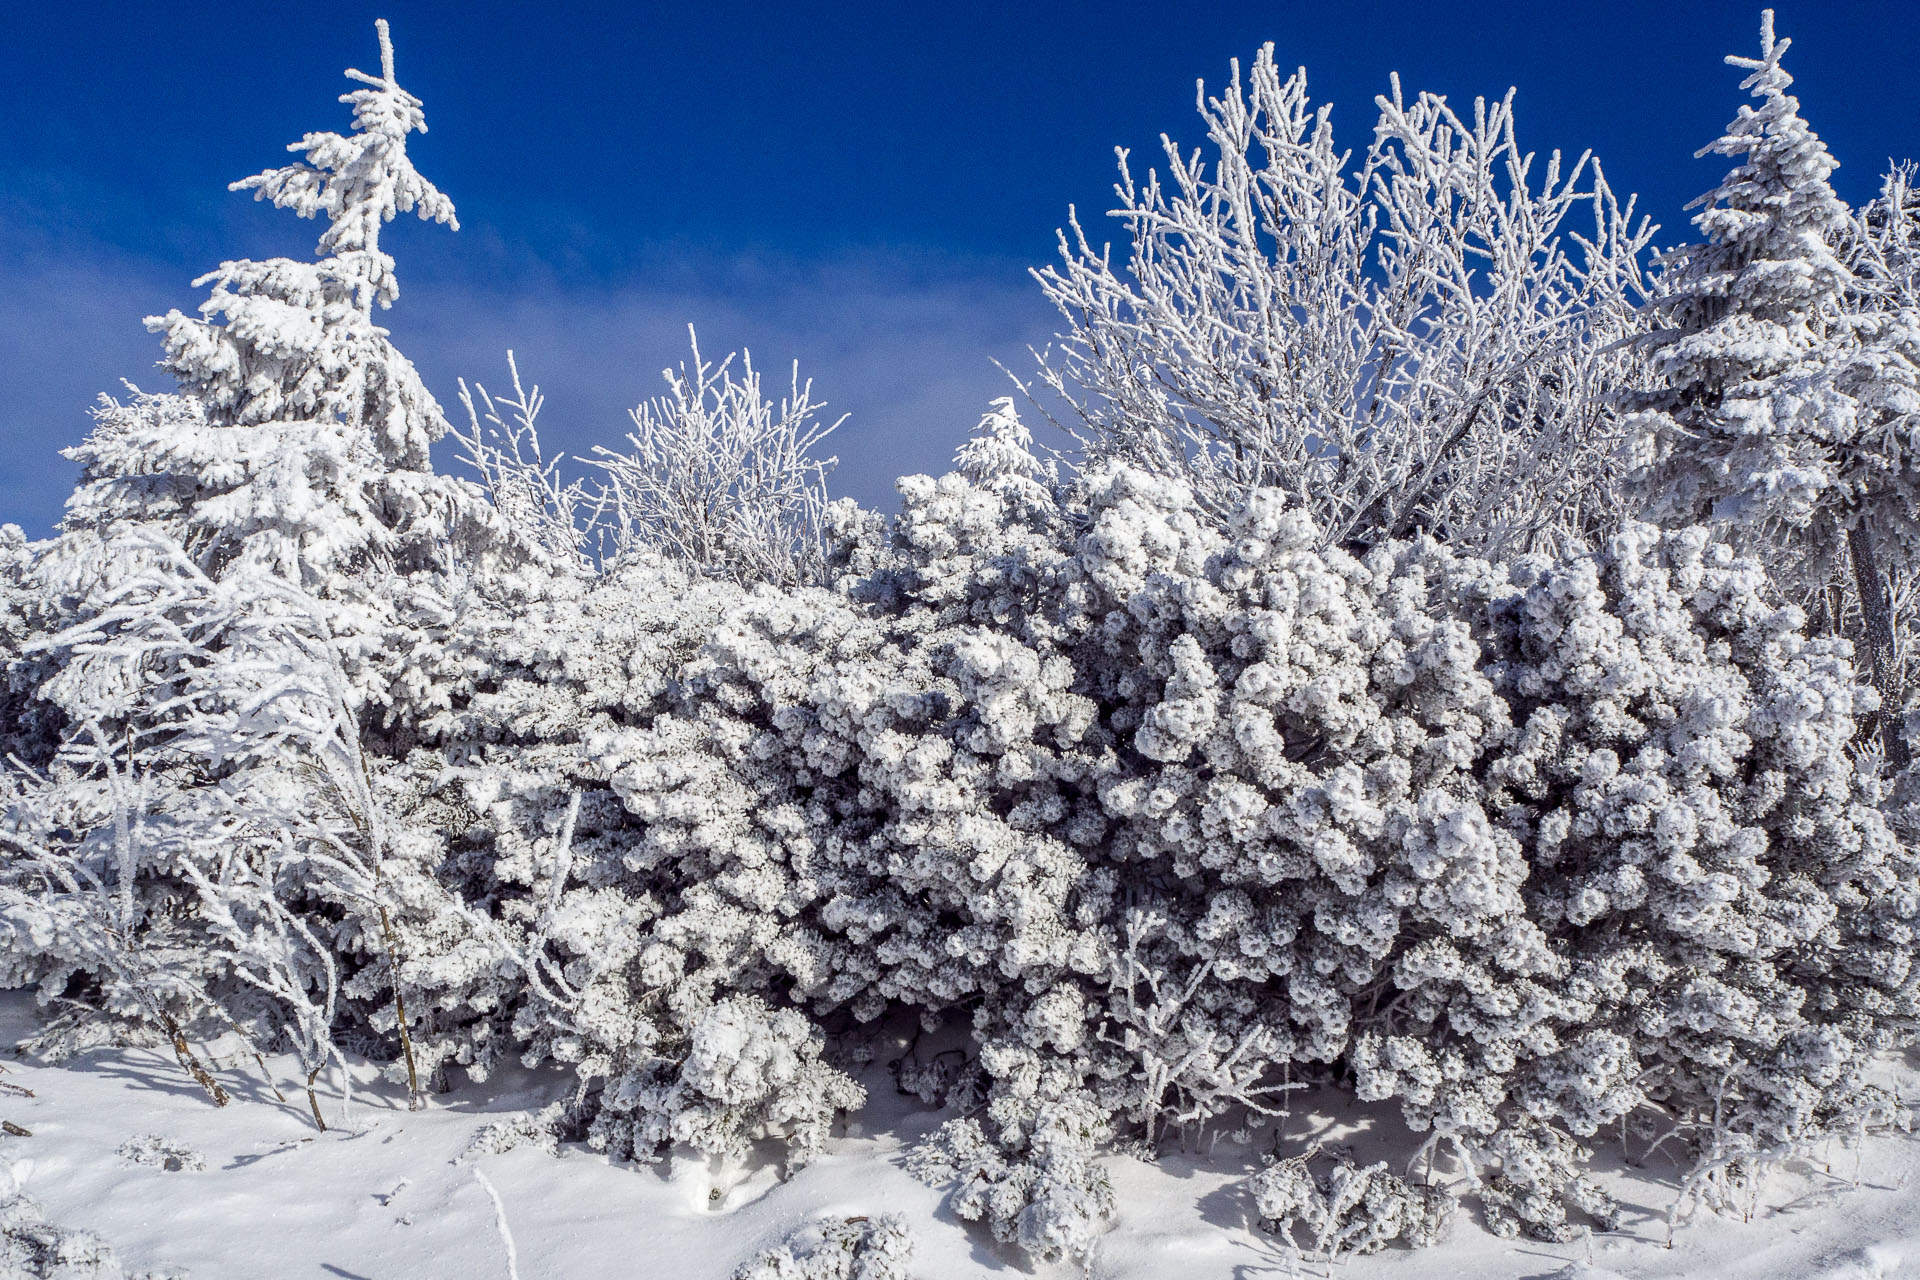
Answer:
[6,992,1920,1280]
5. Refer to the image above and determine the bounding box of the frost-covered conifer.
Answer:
[954,398,1053,503]
[44,24,532,734]
[1822,166,1920,759]
[1624,11,1912,763]
[0,25,556,1113]
[1628,11,1851,529]
[153,19,455,473]
[0,525,58,770]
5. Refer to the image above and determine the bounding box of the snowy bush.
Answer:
[585,994,863,1169]
[517,448,1908,1248]
[731,1215,915,1280]
[0,1193,178,1280]
[1248,1146,1455,1256]
[910,1100,1116,1266]
[1460,525,1918,1183]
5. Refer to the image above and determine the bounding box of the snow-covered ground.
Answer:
[3,991,1918,1280]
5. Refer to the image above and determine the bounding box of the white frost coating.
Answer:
[5,13,1920,1275]
[729,1215,915,1280]
[1032,44,1653,558]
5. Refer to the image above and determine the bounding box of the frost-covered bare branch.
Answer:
[454,353,602,568]
[1032,44,1653,557]
[588,326,843,586]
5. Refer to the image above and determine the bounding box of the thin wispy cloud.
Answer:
[0,210,1067,536]
[396,244,1063,515]
[0,218,188,535]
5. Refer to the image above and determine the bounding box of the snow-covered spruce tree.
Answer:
[3,23,551,1112]
[1034,43,1652,558]
[954,397,1055,501]
[1624,10,1913,766]
[1829,165,1920,762]
[50,20,530,727]
[0,524,60,771]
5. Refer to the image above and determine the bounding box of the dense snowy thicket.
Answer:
[5,9,1920,1267]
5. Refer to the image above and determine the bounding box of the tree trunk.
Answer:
[1848,518,1911,769]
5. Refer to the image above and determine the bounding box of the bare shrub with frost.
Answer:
[453,353,602,568]
[591,327,843,586]
[1033,44,1652,557]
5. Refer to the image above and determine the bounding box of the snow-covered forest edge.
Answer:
[5,10,1920,1277]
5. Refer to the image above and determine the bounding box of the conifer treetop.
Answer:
[1626,9,1855,530]
[232,18,458,313]
[1656,7,1850,372]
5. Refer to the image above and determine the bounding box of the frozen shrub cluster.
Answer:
[7,429,1910,1254]
[1248,1146,1455,1256]
[585,994,862,1169]
[1465,527,1918,1154]
[730,1215,915,1280]
[0,1188,180,1280]
[908,1101,1115,1264]
[528,442,1908,1245]
[457,1101,566,1164]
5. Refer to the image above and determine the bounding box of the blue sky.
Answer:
[4,1,1917,535]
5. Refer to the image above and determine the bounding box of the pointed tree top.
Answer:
[345,19,399,91]
[377,18,396,84]
[1724,9,1792,93]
